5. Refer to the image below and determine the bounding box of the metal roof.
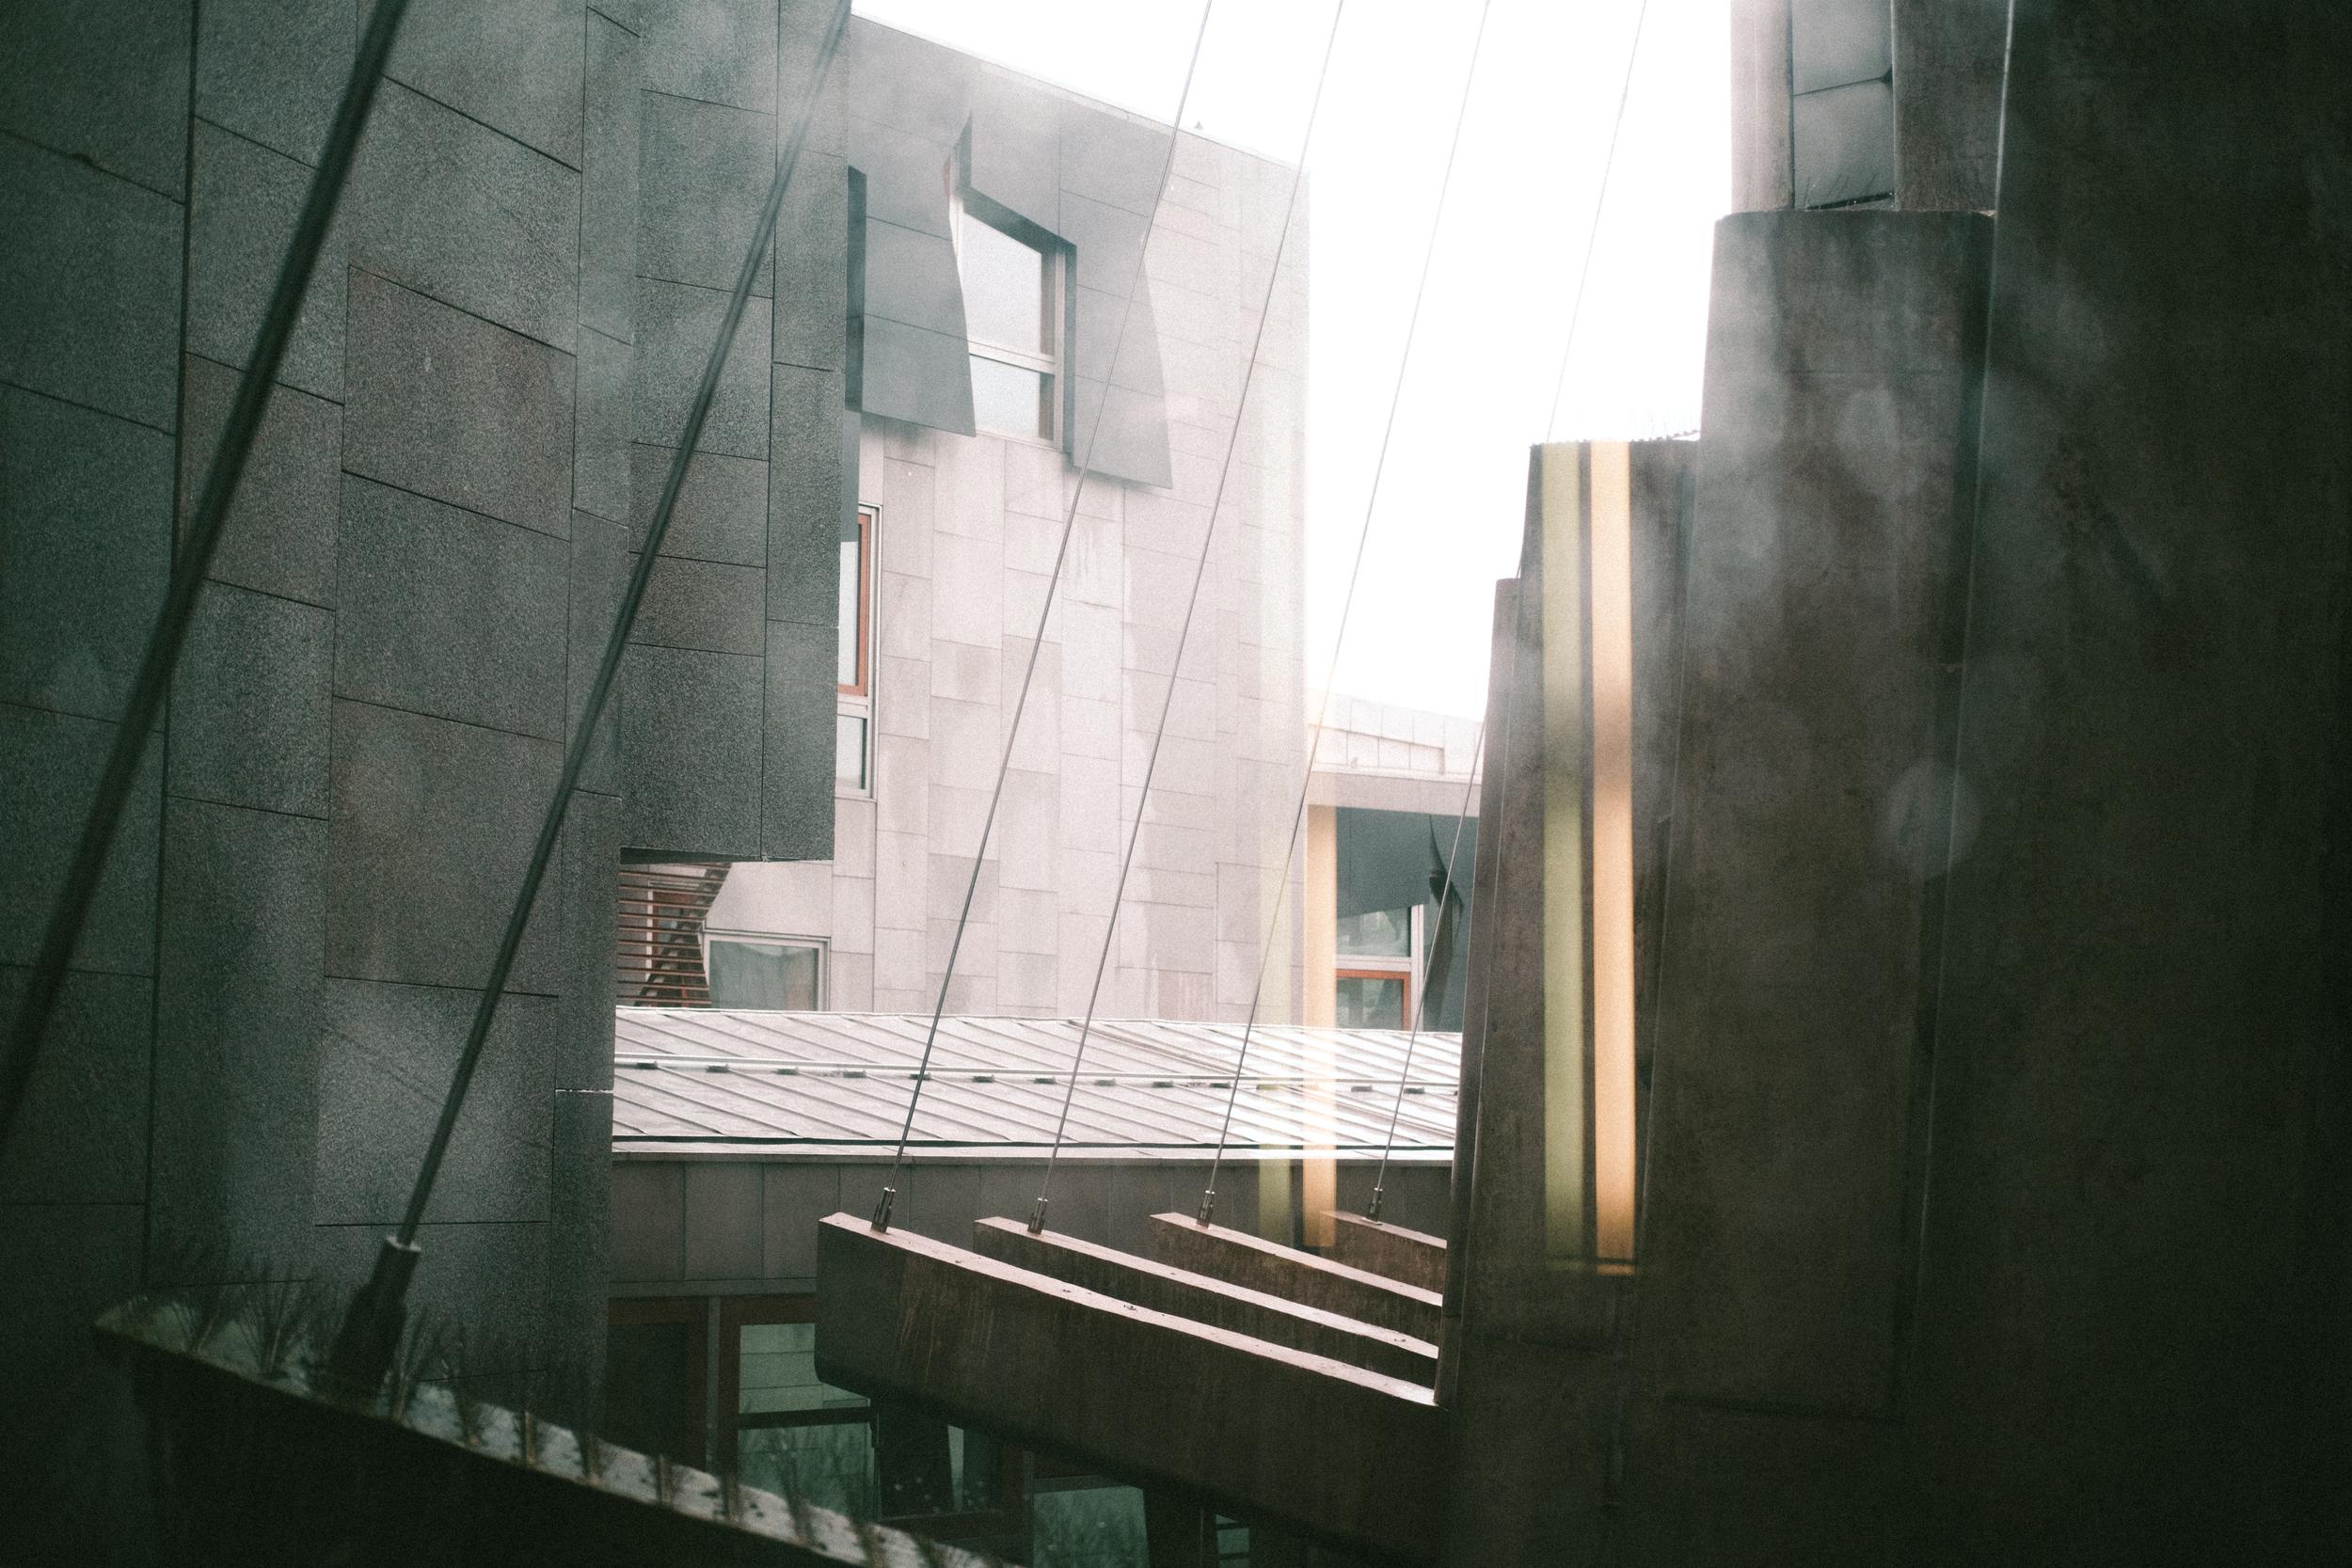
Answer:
[612,1010,1459,1163]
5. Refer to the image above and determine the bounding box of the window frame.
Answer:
[699,928,828,1011]
[836,502,878,798]
[1334,967,1413,1031]
[949,184,1067,447]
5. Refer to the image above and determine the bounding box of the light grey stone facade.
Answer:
[711,37,1311,1028]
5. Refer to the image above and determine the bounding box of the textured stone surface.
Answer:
[630,277,772,460]
[763,618,837,861]
[1637,212,1992,1416]
[618,643,763,856]
[0,135,183,429]
[177,355,341,608]
[314,977,556,1226]
[767,364,844,625]
[574,326,634,523]
[312,1215,550,1352]
[567,511,630,797]
[555,789,621,1091]
[580,8,642,344]
[638,89,775,297]
[0,703,161,975]
[335,476,569,740]
[325,699,564,993]
[639,0,776,114]
[1891,0,2010,212]
[185,120,343,402]
[195,0,351,165]
[344,270,575,538]
[149,800,323,1258]
[168,582,333,818]
[772,150,849,372]
[0,389,174,722]
[1898,6,2352,1559]
[0,0,189,197]
[629,443,771,564]
[348,81,582,353]
[0,966,151,1205]
[631,555,766,656]
[384,0,585,167]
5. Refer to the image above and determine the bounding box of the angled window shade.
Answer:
[614,863,729,1006]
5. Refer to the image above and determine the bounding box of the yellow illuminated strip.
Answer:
[1301,804,1338,1245]
[1588,441,1637,1262]
[1540,446,1589,1259]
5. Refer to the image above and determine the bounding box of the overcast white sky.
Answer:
[856,0,1729,721]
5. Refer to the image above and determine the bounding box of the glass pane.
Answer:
[1335,974,1406,1029]
[836,532,863,687]
[707,939,820,1009]
[737,1321,866,1414]
[1337,907,1411,957]
[960,210,1047,352]
[971,356,1050,439]
[739,1422,876,1518]
[1031,1485,1148,1568]
[835,712,866,789]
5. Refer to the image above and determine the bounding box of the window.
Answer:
[615,863,729,1006]
[704,934,823,1010]
[1336,904,1418,1029]
[721,1295,1022,1549]
[1335,971,1410,1030]
[837,504,875,793]
[955,200,1061,442]
[726,1298,877,1515]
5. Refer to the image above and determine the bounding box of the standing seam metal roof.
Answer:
[612,1010,1459,1160]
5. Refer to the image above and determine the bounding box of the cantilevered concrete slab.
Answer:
[973,1217,1437,1385]
[1145,1214,1441,1343]
[815,1215,1445,1562]
[1327,1213,1447,1293]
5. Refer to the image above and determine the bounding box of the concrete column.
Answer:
[1899,4,2352,1560]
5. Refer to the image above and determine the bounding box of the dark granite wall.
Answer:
[0,6,851,1548]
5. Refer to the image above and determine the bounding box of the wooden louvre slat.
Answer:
[615,863,728,1006]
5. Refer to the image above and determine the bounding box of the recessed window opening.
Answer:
[952,185,1064,443]
[703,932,825,1010]
[837,503,876,794]
[1336,902,1419,1030]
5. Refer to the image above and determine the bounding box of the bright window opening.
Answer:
[956,203,1061,442]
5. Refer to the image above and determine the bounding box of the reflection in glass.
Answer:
[1335,974,1406,1029]
[837,527,863,687]
[971,356,1051,440]
[960,210,1049,352]
[1336,906,1411,957]
[836,713,866,789]
[707,938,820,1009]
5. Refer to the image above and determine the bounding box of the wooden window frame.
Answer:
[838,505,872,699]
[1334,967,1413,1032]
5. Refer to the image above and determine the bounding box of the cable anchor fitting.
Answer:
[871,1186,896,1231]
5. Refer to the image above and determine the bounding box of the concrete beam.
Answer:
[1145,1213,1441,1344]
[815,1215,1444,1562]
[1326,1214,1446,1294]
[974,1217,1437,1385]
